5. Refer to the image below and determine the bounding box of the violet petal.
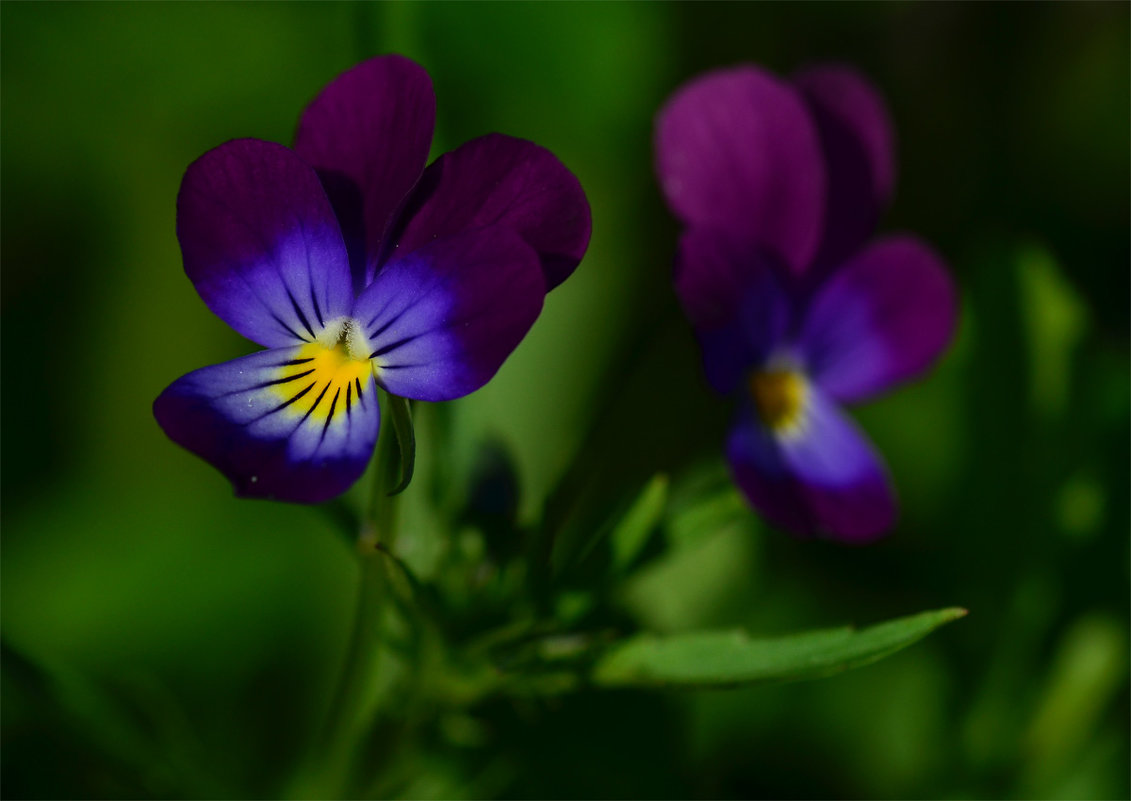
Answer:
[726,387,896,542]
[675,228,793,394]
[800,236,957,404]
[294,55,436,290]
[353,226,545,402]
[153,346,380,504]
[655,65,826,274]
[395,133,591,291]
[176,138,355,348]
[795,65,897,270]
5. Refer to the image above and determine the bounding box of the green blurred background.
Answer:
[3,2,1128,798]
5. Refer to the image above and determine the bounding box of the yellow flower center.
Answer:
[269,320,374,424]
[748,369,808,434]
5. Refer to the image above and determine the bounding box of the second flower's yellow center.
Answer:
[748,369,808,434]
[269,320,374,425]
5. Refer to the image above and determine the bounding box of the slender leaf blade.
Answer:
[609,473,668,573]
[386,393,416,496]
[591,607,967,689]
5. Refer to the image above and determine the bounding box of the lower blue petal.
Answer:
[725,383,895,542]
[154,345,380,503]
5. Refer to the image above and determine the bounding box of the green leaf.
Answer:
[609,473,668,573]
[591,607,968,689]
[1017,244,1088,420]
[551,473,669,578]
[386,393,416,496]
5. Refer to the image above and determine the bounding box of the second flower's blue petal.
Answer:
[394,134,592,292]
[794,65,896,271]
[675,228,793,395]
[353,227,545,402]
[726,385,895,542]
[799,236,957,404]
[294,55,436,290]
[177,139,355,348]
[153,346,380,504]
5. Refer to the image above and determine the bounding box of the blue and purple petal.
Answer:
[354,226,545,402]
[800,236,957,404]
[176,139,355,348]
[154,346,380,504]
[674,228,794,395]
[395,133,591,291]
[726,385,895,543]
[294,55,436,290]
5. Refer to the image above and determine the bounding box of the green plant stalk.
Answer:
[293,392,402,798]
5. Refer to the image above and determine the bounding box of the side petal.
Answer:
[394,134,592,291]
[799,236,958,403]
[794,65,897,269]
[294,55,436,289]
[154,346,380,504]
[675,228,793,395]
[177,138,355,348]
[655,66,826,273]
[353,227,545,402]
[726,387,896,543]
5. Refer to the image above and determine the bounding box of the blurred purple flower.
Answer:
[155,56,591,503]
[655,65,956,542]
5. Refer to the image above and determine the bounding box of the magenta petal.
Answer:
[800,236,957,403]
[795,65,897,269]
[675,228,792,395]
[396,134,591,291]
[726,387,896,543]
[294,55,436,289]
[353,226,545,402]
[177,139,355,348]
[655,66,826,273]
[153,347,380,504]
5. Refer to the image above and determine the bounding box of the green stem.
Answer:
[320,544,387,792]
[293,393,401,798]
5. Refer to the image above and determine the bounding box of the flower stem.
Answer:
[293,392,401,798]
[318,542,387,795]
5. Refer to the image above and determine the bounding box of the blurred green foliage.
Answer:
[2,2,1128,798]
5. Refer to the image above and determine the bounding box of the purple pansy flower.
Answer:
[154,56,591,503]
[655,64,956,542]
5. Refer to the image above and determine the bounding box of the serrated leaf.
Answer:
[591,607,967,689]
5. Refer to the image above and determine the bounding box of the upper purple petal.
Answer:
[294,55,436,290]
[176,138,355,348]
[352,226,545,402]
[726,385,896,543]
[794,65,896,270]
[655,66,826,274]
[675,228,793,395]
[394,134,591,291]
[154,346,380,504]
[799,236,957,404]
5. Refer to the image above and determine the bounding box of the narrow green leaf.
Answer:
[552,473,668,578]
[591,607,968,689]
[609,473,668,573]
[386,393,416,496]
